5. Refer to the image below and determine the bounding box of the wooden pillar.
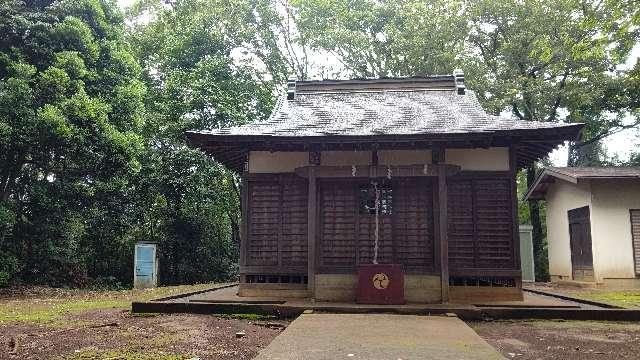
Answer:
[509,145,522,274]
[437,170,449,302]
[432,146,449,302]
[307,165,318,296]
[239,175,249,282]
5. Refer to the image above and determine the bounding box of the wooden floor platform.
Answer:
[131,284,640,321]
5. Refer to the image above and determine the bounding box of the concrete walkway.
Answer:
[253,314,504,360]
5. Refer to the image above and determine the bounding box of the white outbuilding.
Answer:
[525,167,640,288]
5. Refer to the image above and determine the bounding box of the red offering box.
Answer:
[356,264,405,305]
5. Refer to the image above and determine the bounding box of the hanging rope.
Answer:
[373,181,380,265]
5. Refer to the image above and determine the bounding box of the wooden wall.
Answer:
[242,171,518,280]
[317,178,435,274]
[448,172,518,274]
[245,174,308,272]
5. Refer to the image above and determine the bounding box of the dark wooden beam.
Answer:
[438,169,449,303]
[239,176,249,275]
[294,164,460,179]
[240,265,308,274]
[307,167,317,297]
[431,143,449,302]
[432,144,445,164]
[432,178,441,296]
[309,151,321,165]
[449,269,523,277]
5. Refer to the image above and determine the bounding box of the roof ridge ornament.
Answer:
[453,69,465,95]
[287,76,297,100]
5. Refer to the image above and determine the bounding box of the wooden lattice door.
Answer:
[318,178,434,273]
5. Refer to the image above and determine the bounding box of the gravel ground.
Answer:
[472,319,640,359]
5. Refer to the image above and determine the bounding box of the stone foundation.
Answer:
[238,283,310,298]
[314,274,442,303]
[449,286,523,303]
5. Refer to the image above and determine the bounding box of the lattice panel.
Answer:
[246,176,308,267]
[448,179,475,268]
[247,182,281,266]
[393,178,434,271]
[474,179,514,268]
[320,182,358,267]
[448,177,515,270]
[280,179,308,266]
[320,178,435,272]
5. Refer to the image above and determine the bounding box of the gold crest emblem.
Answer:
[372,272,390,289]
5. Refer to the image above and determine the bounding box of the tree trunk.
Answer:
[527,166,549,281]
[227,172,241,248]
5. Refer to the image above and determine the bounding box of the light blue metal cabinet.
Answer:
[134,243,158,289]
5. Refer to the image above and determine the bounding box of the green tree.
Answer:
[0,0,145,285]
[126,0,289,283]
[289,0,467,77]
[464,0,639,280]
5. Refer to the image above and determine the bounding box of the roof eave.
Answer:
[523,168,579,201]
[187,123,584,173]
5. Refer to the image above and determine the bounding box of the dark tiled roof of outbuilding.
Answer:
[545,166,640,179]
[524,166,640,201]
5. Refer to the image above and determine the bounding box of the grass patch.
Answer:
[0,283,228,325]
[61,350,192,360]
[0,299,126,324]
[564,290,640,309]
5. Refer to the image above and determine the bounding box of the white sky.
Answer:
[549,43,640,165]
[118,0,639,165]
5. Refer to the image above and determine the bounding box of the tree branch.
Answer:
[576,118,640,147]
[546,71,569,122]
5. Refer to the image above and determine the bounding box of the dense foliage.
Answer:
[0,0,286,287]
[0,0,146,286]
[0,0,638,286]
[125,0,288,284]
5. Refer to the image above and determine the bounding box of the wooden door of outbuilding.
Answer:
[630,209,640,275]
[568,206,594,281]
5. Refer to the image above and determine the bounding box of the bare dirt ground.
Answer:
[4,285,640,359]
[1,309,284,360]
[472,319,640,359]
[0,285,286,360]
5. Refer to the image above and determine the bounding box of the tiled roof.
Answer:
[195,88,576,137]
[546,167,640,179]
[187,75,583,171]
[524,166,640,200]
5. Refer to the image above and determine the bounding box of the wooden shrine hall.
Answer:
[187,73,582,303]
